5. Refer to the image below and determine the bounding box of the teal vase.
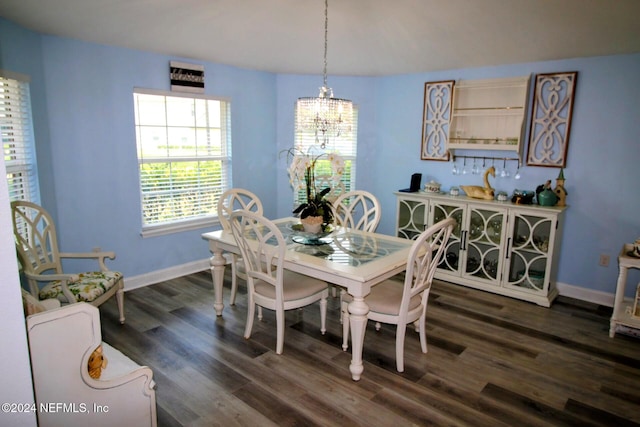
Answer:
[538,188,558,206]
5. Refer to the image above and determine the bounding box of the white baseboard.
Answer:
[123,259,210,291]
[556,281,614,307]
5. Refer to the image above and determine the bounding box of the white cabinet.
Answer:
[395,192,565,306]
[448,76,531,152]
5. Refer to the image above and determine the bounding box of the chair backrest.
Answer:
[399,217,456,320]
[333,190,381,232]
[314,174,346,203]
[229,210,286,300]
[217,188,263,231]
[11,200,63,280]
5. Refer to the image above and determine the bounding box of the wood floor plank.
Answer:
[251,354,368,427]
[564,398,640,427]
[415,371,554,427]
[232,382,324,427]
[256,351,410,426]
[98,271,640,427]
[370,388,466,426]
[169,365,277,427]
[481,382,602,427]
[459,348,577,409]
[145,368,201,425]
[431,294,639,367]
[600,381,640,406]
[170,306,270,359]
[357,363,514,427]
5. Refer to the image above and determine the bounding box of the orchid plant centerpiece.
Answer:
[284,147,344,233]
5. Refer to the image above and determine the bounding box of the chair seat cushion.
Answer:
[344,279,421,316]
[255,270,327,301]
[39,271,123,303]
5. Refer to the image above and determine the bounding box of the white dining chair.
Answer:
[332,190,381,299]
[229,210,329,355]
[217,188,263,305]
[314,173,346,203]
[332,190,381,232]
[341,217,456,372]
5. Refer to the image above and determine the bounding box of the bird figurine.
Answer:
[461,166,495,200]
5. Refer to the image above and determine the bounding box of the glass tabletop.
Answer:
[277,220,409,267]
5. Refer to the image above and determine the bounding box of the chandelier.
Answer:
[296,0,353,149]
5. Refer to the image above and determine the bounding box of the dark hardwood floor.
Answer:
[99,270,640,427]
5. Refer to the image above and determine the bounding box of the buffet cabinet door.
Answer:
[462,203,507,286]
[431,200,507,285]
[430,200,467,278]
[502,210,558,296]
[396,196,429,240]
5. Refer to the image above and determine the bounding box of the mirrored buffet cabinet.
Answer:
[396,191,566,306]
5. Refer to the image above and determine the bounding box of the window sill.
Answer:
[141,217,220,238]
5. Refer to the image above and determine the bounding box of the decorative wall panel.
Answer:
[421,80,454,160]
[527,72,577,167]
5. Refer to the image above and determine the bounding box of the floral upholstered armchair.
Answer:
[11,200,125,323]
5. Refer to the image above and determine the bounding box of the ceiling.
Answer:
[1,0,639,76]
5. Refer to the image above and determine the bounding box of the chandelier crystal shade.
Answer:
[296,0,353,148]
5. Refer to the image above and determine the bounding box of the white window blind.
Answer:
[293,105,358,204]
[133,89,232,236]
[1,71,40,204]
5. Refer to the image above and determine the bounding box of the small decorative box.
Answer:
[424,180,441,193]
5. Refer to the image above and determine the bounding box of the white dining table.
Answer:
[202,217,414,381]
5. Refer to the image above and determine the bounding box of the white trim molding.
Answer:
[124,259,210,291]
[556,281,613,307]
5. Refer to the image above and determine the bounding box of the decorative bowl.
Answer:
[290,223,335,246]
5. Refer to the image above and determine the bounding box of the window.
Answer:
[1,70,40,204]
[133,89,231,236]
[293,105,358,205]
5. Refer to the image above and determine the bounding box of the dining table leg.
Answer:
[209,246,227,316]
[348,296,370,381]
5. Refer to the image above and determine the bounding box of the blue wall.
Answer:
[1,18,277,278]
[2,17,639,297]
[364,57,640,295]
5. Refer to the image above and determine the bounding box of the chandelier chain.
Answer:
[295,0,352,148]
[323,0,328,89]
